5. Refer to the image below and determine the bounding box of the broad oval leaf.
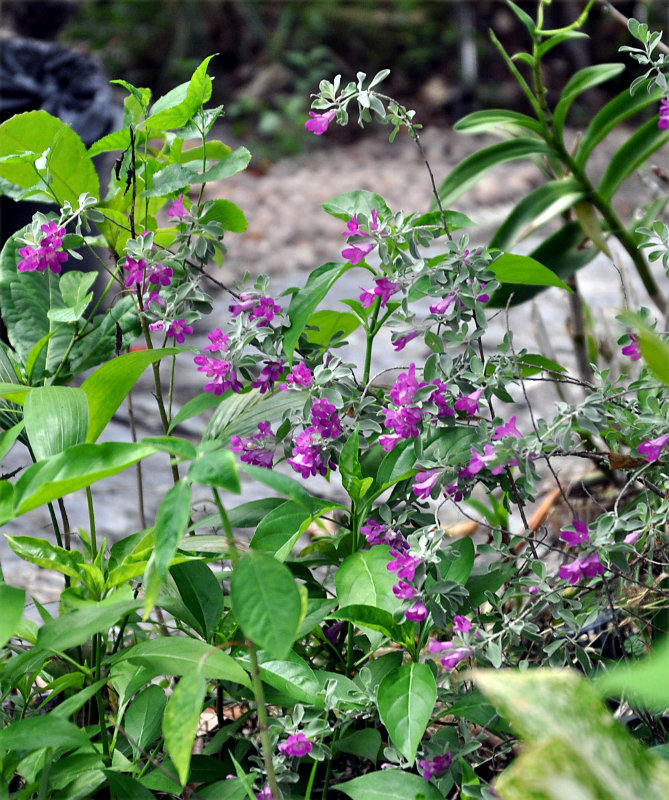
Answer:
[24,386,88,460]
[335,768,443,800]
[377,663,437,764]
[163,666,206,786]
[489,252,571,291]
[188,448,240,492]
[335,546,402,614]
[231,550,302,659]
[125,684,166,756]
[170,560,225,641]
[256,649,323,707]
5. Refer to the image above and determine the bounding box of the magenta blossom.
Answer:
[123,256,146,287]
[194,355,243,394]
[278,732,313,758]
[382,406,422,440]
[203,328,229,352]
[659,98,669,130]
[467,444,498,476]
[251,359,284,394]
[359,276,401,307]
[280,362,313,389]
[361,519,389,546]
[428,639,472,670]
[637,434,669,463]
[387,549,420,582]
[418,752,452,781]
[405,600,428,622]
[390,363,425,406]
[454,389,482,417]
[412,469,440,499]
[392,331,419,351]
[443,482,464,502]
[288,428,330,478]
[166,318,193,343]
[344,242,375,265]
[558,552,604,584]
[305,109,336,135]
[392,580,416,600]
[167,193,189,220]
[492,415,522,440]
[453,615,472,634]
[310,397,342,439]
[147,263,173,287]
[230,422,275,469]
[560,520,589,547]
[621,334,641,361]
[429,294,457,315]
[624,531,641,546]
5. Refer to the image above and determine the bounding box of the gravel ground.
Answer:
[2,122,667,614]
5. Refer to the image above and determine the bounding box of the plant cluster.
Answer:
[0,2,668,799]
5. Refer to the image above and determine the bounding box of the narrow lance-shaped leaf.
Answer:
[163,665,206,786]
[24,386,88,460]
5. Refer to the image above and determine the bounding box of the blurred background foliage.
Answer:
[3,0,669,160]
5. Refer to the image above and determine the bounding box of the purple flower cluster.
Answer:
[557,519,604,584]
[637,434,669,463]
[560,520,589,547]
[251,359,284,394]
[230,421,275,469]
[229,292,281,327]
[360,519,407,550]
[387,548,427,621]
[359,277,400,306]
[380,364,426,452]
[194,354,242,395]
[418,752,452,781]
[278,731,313,758]
[287,399,341,479]
[280,362,313,389]
[18,221,69,275]
[428,638,472,670]
[659,98,669,130]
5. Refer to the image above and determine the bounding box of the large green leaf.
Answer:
[170,560,225,641]
[163,666,206,786]
[143,55,215,130]
[237,462,326,514]
[597,637,669,709]
[188,448,241,492]
[256,650,323,707]
[335,546,402,614]
[0,110,99,205]
[153,480,192,582]
[284,262,354,361]
[552,63,626,138]
[334,604,411,647]
[0,715,92,753]
[575,80,665,167]
[377,663,437,764]
[200,199,247,233]
[24,386,88,460]
[124,685,166,757]
[489,178,585,250]
[454,109,543,137]
[335,769,443,800]
[303,310,361,349]
[231,550,302,659]
[489,252,571,291]
[82,347,181,442]
[598,119,669,201]
[476,669,669,800]
[436,138,555,207]
[0,584,25,649]
[249,500,310,553]
[205,387,308,443]
[5,535,85,579]
[119,637,251,687]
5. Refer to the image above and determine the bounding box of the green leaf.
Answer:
[12,440,161,519]
[436,139,554,207]
[35,591,140,653]
[205,387,308,444]
[48,271,96,323]
[304,310,362,349]
[6,535,85,579]
[188,449,240,492]
[249,500,310,553]
[553,63,626,137]
[237,462,324,513]
[231,550,302,658]
[24,386,88,460]
[256,650,323,706]
[439,536,475,585]
[284,262,353,361]
[321,189,391,221]
[489,179,585,250]
[170,560,225,641]
[103,772,156,800]
[142,163,199,196]
[199,146,252,182]
[490,252,571,291]
[120,637,251,687]
[377,663,436,764]
[598,119,669,200]
[82,348,182,443]
[536,30,589,59]
[0,420,24,461]
[336,546,403,614]
[334,604,410,646]
[335,769,443,800]
[168,391,221,433]
[0,584,25,649]
[125,684,166,756]
[163,666,206,786]
[506,0,536,33]
[339,426,372,502]
[334,728,382,763]
[454,109,543,137]
[0,715,92,752]
[575,80,665,167]
[0,110,99,206]
[477,669,669,800]
[200,199,247,232]
[143,56,215,131]
[87,127,132,157]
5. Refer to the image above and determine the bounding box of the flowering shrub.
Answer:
[0,3,667,799]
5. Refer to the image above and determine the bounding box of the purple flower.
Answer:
[392,580,416,600]
[624,531,640,546]
[412,469,440,500]
[230,293,281,327]
[17,245,41,272]
[203,328,229,352]
[166,318,194,344]
[287,428,328,478]
[387,549,420,582]
[405,600,428,622]
[359,276,401,306]
[305,109,336,135]
[392,331,419,351]
[443,482,463,502]
[361,519,389,546]
[621,334,641,361]
[147,263,173,287]
[123,256,146,287]
[280,362,313,389]
[560,520,589,547]
[167,193,189,219]
[637,434,669,463]
[278,731,313,758]
[492,415,522,440]
[256,786,272,800]
[467,444,498,476]
[40,221,65,246]
[390,364,424,406]
[454,389,482,417]
[382,406,422,440]
[342,242,375,265]
[418,752,452,781]
[453,615,472,634]
[230,422,275,469]
[428,640,472,670]
[558,552,604,584]
[194,355,243,394]
[429,380,454,418]
[310,397,342,439]
[659,98,669,130]
[528,585,540,595]
[251,360,284,394]
[429,294,457,314]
